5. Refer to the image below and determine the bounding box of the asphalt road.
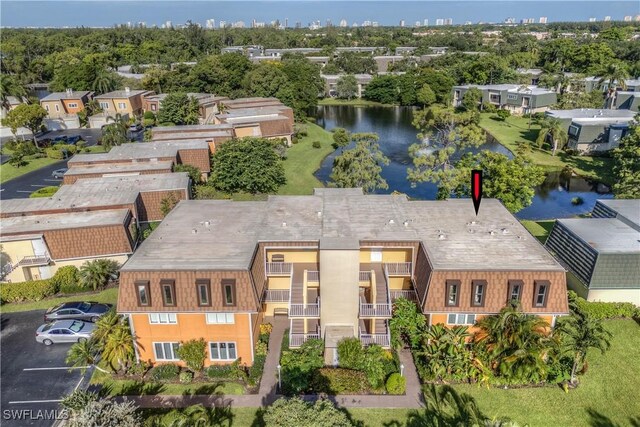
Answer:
[0,311,92,427]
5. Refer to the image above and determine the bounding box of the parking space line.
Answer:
[73,375,84,391]
[31,184,48,187]
[16,190,33,193]
[23,366,89,371]
[8,399,63,404]
[44,179,61,182]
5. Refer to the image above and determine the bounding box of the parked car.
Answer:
[129,123,143,132]
[44,301,113,322]
[36,320,96,345]
[52,135,68,144]
[51,168,68,179]
[66,135,81,144]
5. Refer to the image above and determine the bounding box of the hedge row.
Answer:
[0,279,58,303]
[569,291,640,320]
[310,368,370,394]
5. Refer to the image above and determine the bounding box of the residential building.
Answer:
[516,68,544,85]
[117,189,568,367]
[545,200,640,305]
[0,95,25,121]
[452,84,557,114]
[142,93,228,123]
[395,47,417,56]
[321,74,374,98]
[0,173,190,283]
[583,77,640,93]
[151,125,235,152]
[40,89,93,119]
[92,88,154,124]
[264,48,322,57]
[615,92,640,112]
[545,109,636,153]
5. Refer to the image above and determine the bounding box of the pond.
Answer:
[314,105,613,220]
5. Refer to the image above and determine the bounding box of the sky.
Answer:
[1,1,638,28]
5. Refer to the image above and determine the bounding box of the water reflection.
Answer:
[314,105,613,219]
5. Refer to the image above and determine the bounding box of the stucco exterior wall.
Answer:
[319,249,360,337]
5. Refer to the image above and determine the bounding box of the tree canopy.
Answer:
[156,92,200,125]
[330,132,389,193]
[612,118,640,199]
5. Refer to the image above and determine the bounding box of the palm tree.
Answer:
[92,70,117,95]
[597,63,630,109]
[79,259,119,291]
[556,308,612,387]
[102,321,135,373]
[65,340,109,374]
[408,385,489,427]
[536,117,568,156]
[92,308,120,348]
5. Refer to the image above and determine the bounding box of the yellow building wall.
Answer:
[265,249,318,263]
[132,312,254,367]
[234,126,260,138]
[266,276,291,290]
[359,248,411,263]
[4,254,129,283]
[112,98,134,116]
[388,277,412,290]
[3,239,38,282]
[263,302,289,316]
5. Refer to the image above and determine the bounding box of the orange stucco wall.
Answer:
[429,312,556,335]
[131,312,254,366]
[62,99,85,114]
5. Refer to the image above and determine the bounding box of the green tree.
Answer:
[556,305,612,387]
[66,396,139,427]
[408,385,493,427]
[263,397,354,427]
[536,117,568,155]
[174,164,202,183]
[211,137,286,194]
[157,93,200,126]
[335,75,359,100]
[335,52,377,74]
[102,320,135,373]
[390,297,426,349]
[279,55,324,119]
[101,112,129,151]
[363,75,399,104]
[416,84,436,107]
[408,106,484,198]
[92,69,118,95]
[66,340,109,374]
[79,258,119,290]
[612,119,640,198]
[244,63,289,98]
[91,308,120,348]
[0,74,26,111]
[1,103,48,145]
[330,133,389,193]
[597,62,629,109]
[78,99,103,128]
[176,338,207,374]
[160,192,180,217]
[331,127,351,150]
[461,88,482,111]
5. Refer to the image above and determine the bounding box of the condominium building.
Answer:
[117,189,568,367]
[452,84,557,114]
[40,89,94,119]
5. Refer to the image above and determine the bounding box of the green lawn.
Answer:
[278,122,334,195]
[318,98,390,107]
[0,155,60,183]
[479,113,615,184]
[0,287,118,313]
[451,319,640,427]
[520,220,556,244]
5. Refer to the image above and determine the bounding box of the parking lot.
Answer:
[0,311,92,427]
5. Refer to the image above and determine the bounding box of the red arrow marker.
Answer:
[471,170,482,215]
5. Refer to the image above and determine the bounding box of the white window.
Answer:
[507,94,518,100]
[206,313,235,324]
[54,104,60,112]
[45,105,49,111]
[151,104,157,111]
[568,125,579,137]
[446,313,476,326]
[149,313,177,324]
[153,342,180,360]
[99,102,109,109]
[68,103,78,108]
[118,102,126,109]
[370,248,382,262]
[209,342,237,360]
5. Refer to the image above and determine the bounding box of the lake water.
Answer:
[314,105,613,220]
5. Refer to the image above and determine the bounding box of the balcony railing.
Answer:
[266,262,292,276]
[263,289,290,303]
[289,299,320,317]
[384,262,412,276]
[16,255,51,267]
[359,330,391,347]
[359,303,392,318]
[359,271,372,282]
[307,271,319,282]
[390,289,418,302]
[289,332,320,347]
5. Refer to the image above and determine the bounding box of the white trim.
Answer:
[149,313,178,324]
[54,252,132,262]
[248,313,254,364]
[446,313,476,326]
[152,341,180,361]
[129,314,140,363]
[205,312,235,324]
[208,341,238,361]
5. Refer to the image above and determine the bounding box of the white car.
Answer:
[35,320,96,345]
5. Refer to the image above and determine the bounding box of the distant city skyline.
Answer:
[1,1,639,28]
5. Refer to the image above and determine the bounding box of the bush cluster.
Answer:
[569,291,640,320]
[248,354,267,386]
[50,266,81,294]
[206,359,246,381]
[0,279,58,303]
[149,364,180,381]
[45,144,77,159]
[385,373,406,395]
[310,368,369,394]
[179,371,193,383]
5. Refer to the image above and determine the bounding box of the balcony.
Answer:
[390,289,418,302]
[307,270,319,283]
[359,302,392,318]
[384,262,412,276]
[16,255,51,267]
[266,262,292,276]
[359,271,372,283]
[359,326,390,347]
[289,331,320,347]
[263,289,290,303]
[289,298,320,317]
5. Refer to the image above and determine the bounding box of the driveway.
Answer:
[0,311,92,427]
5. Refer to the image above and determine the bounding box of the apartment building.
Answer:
[93,88,154,123]
[40,89,94,119]
[545,200,640,305]
[452,84,557,114]
[143,93,228,123]
[321,74,374,98]
[0,173,190,283]
[117,189,568,367]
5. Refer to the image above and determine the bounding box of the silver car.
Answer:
[36,320,96,345]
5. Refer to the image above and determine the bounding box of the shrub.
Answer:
[310,368,369,394]
[30,186,59,198]
[0,279,58,303]
[128,361,151,377]
[280,338,324,395]
[248,354,267,386]
[255,341,268,357]
[206,359,246,381]
[50,266,80,293]
[179,371,193,383]
[568,291,640,320]
[482,102,497,113]
[571,196,584,205]
[143,111,156,120]
[263,397,353,427]
[337,338,364,370]
[312,141,321,149]
[260,323,273,335]
[45,144,77,159]
[385,373,406,395]
[176,339,207,373]
[149,364,180,381]
[496,109,511,121]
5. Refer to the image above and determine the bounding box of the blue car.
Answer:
[66,135,81,144]
[52,135,68,144]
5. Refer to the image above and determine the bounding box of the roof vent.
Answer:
[192,228,197,234]
[282,222,287,227]
[204,221,210,227]
[489,230,496,236]
[125,87,130,93]
[438,234,446,240]
[403,221,409,227]
[317,211,322,218]
[501,228,509,234]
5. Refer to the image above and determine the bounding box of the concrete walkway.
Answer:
[113,320,424,410]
